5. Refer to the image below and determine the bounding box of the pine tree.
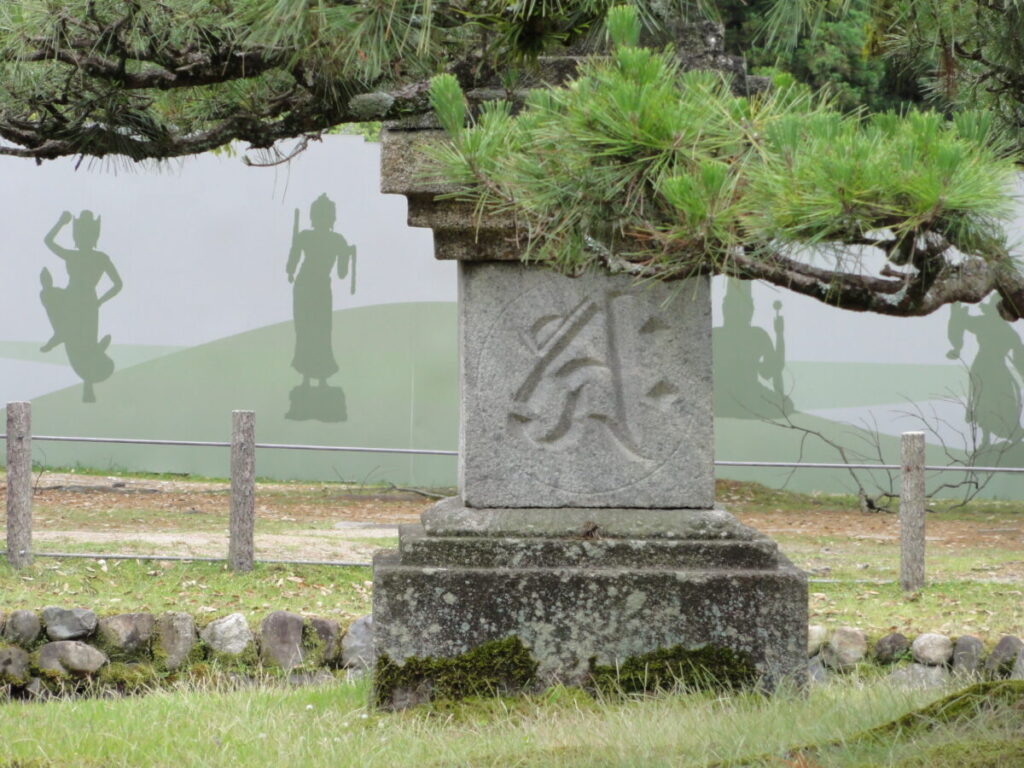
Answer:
[427,6,1024,319]
[0,0,621,160]
[1,2,1022,319]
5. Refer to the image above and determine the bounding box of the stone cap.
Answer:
[379,127,524,262]
[379,57,588,262]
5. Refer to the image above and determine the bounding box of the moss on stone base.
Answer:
[588,644,757,695]
[374,636,539,709]
[894,737,1024,768]
[96,662,160,694]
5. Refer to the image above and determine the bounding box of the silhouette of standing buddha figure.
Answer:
[712,279,794,419]
[39,210,123,403]
[285,193,357,422]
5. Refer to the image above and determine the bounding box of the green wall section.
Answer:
[11,295,1022,497]
[0,341,184,369]
[26,302,458,487]
[713,411,1018,499]
[785,362,967,410]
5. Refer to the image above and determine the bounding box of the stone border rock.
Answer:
[806,625,1024,689]
[5,608,1022,702]
[0,607,373,702]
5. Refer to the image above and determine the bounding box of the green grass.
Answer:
[0,559,372,620]
[4,475,1024,765]
[809,581,1024,643]
[2,674,1020,767]
[719,477,1024,519]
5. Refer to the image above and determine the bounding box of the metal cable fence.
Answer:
[3,412,1020,578]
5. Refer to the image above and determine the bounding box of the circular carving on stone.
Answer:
[475,271,703,496]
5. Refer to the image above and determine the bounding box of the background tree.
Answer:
[759,0,1024,144]
[1,1,1021,322]
[427,7,1024,320]
[0,0,627,161]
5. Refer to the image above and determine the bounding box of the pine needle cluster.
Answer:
[429,6,1022,317]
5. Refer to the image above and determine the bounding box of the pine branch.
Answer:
[0,78,436,160]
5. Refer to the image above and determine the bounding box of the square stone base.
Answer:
[372,501,808,707]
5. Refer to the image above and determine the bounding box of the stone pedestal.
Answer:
[373,122,807,707]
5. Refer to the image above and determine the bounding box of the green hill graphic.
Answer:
[27,302,458,487]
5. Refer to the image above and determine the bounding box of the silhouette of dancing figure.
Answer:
[947,298,1024,448]
[40,210,123,403]
[286,194,357,387]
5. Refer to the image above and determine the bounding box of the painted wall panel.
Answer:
[1,138,1023,498]
[0,136,459,486]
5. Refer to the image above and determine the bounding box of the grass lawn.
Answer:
[1,675,1022,767]
[0,559,372,622]
[3,472,1024,766]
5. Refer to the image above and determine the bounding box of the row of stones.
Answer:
[808,625,1024,687]
[0,607,373,691]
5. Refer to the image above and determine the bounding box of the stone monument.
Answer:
[372,50,807,707]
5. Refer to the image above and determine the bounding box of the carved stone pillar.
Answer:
[372,116,805,709]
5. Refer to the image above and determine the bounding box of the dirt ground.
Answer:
[15,472,426,562]
[4,471,1024,568]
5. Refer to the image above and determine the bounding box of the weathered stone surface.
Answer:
[380,128,460,198]
[423,498,761,539]
[459,265,714,509]
[874,633,910,664]
[260,611,305,670]
[889,663,950,689]
[2,610,41,647]
[821,627,867,670]
[154,612,197,670]
[807,655,828,684]
[37,641,108,676]
[373,550,807,689]
[400,523,779,569]
[200,613,253,657]
[342,615,375,670]
[952,635,985,678]
[807,625,828,657]
[1010,649,1024,681]
[23,677,47,700]
[308,617,341,665]
[42,607,98,641]
[98,613,155,659]
[912,633,953,666]
[288,669,336,687]
[0,645,31,686]
[985,635,1024,678]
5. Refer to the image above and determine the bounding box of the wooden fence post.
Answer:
[6,402,33,569]
[228,410,255,572]
[900,431,926,592]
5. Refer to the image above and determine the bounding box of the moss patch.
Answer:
[725,682,1024,768]
[374,636,539,708]
[865,680,1024,736]
[588,644,757,695]
[151,634,205,674]
[894,737,1024,768]
[95,662,160,694]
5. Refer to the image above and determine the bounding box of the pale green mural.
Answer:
[712,279,794,419]
[39,210,122,403]
[27,302,459,487]
[285,193,357,422]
